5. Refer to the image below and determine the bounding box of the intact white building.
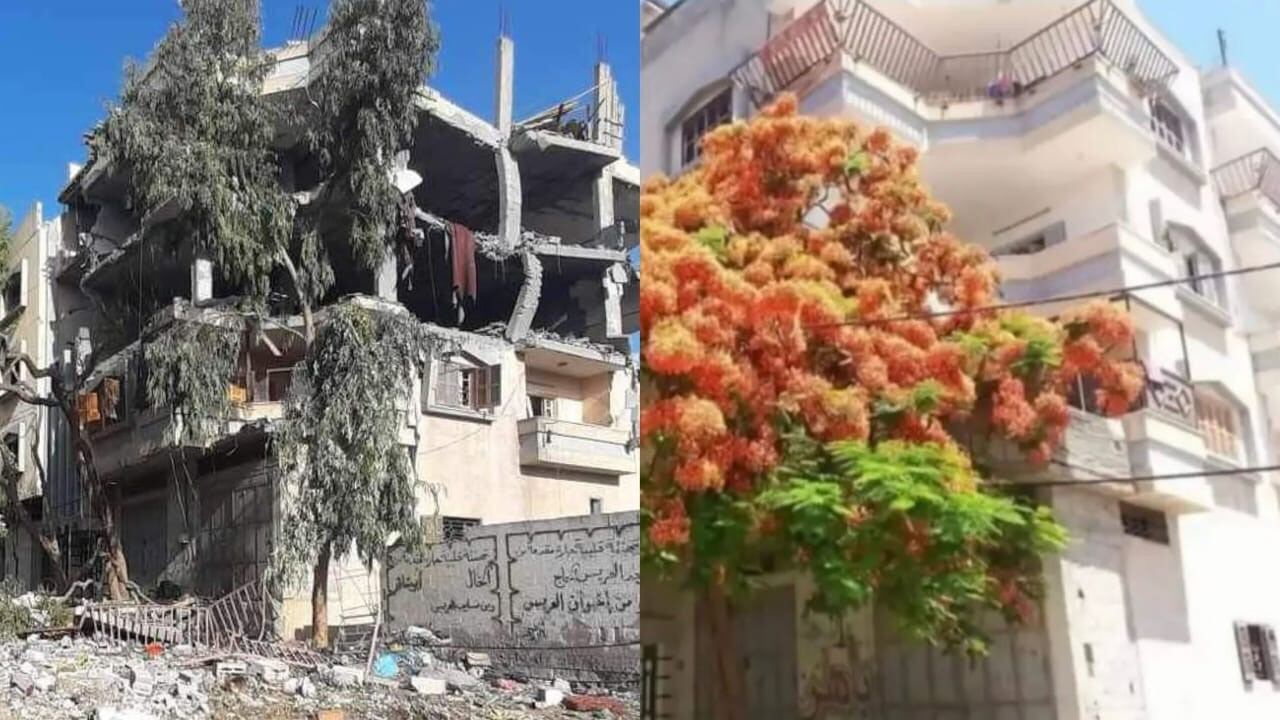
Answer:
[642,1,1280,718]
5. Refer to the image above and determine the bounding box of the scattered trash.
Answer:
[371,652,399,679]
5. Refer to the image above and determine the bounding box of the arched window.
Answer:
[670,81,734,171]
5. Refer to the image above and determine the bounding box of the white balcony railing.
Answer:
[1212,148,1280,211]
[730,0,1178,108]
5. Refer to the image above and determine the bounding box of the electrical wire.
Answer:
[985,459,1280,489]
[807,259,1280,329]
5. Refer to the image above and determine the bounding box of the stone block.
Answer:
[409,676,446,695]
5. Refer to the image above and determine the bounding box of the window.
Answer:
[590,497,603,515]
[1167,225,1227,310]
[266,368,294,402]
[1119,502,1168,544]
[1150,98,1186,155]
[680,88,731,168]
[1235,622,1280,687]
[3,432,18,473]
[993,234,1046,257]
[530,395,557,418]
[2,261,25,315]
[434,360,501,413]
[441,516,480,543]
[1197,390,1244,461]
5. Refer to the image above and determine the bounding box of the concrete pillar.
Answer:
[191,257,213,303]
[505,250,542,342]
[495,146,523,254]
[592,169,615,243]
[592,62,619,148]
[494,35,514,138]
[603,263,627,340]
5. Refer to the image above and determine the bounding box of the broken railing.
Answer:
[1212,148,1280,210]
[516,83,624,148]
[78,579,325,667]
[730,0,1178,107]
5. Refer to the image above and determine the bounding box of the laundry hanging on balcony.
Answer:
[450,221,478,324]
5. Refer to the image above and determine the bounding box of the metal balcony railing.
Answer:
[731,0,1179,108]
[1212,148,1280,210]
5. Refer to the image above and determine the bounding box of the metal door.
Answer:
[696,585,798,719]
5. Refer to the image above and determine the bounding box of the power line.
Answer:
[808,259,1280,329]
[986,458,1280,489]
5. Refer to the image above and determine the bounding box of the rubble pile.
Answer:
[0,629,637,719]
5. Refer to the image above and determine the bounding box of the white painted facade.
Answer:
[642,1,1280,718]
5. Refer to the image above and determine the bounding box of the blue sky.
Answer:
[0,0,639,221]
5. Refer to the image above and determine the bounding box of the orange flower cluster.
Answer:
[641,95,1142,551]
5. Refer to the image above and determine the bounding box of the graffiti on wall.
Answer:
[798,616,872,719]
[508,521,639,634]
[384,512,640,670]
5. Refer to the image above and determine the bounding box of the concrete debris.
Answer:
[0,624,636,719]
[403,625,450,645]
[535,686,565,708]
[408,675,446,695]
[324,665,363,688]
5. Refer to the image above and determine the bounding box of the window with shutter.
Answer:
[473,366,489,410]
[487,365,501,410]
[1235,622,1277,686]
[431,358,499,413]
[1266,626,1280,687]
[436,362,464,409]
[1237,622,1257,686]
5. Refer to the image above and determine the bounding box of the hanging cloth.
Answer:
[450,221,478,301]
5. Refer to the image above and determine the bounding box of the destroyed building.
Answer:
[37,30,638,639]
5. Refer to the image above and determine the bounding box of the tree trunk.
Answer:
[74,425,129,600]
[311,541,331,649]
[704,581,748,720]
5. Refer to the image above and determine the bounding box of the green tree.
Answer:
[270,302,433,648]
[99,0,437,642]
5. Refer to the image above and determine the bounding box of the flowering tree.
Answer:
[639,96,1142,719]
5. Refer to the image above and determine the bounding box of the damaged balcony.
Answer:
[76,302,311,478]
[517,335,635,477]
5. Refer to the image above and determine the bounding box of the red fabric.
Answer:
[450,222,477,300]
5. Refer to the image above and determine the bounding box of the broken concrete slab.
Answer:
[417,666,480,692]
[408,675,446,695]
[325,665,364,688]
[535,686,564,708]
